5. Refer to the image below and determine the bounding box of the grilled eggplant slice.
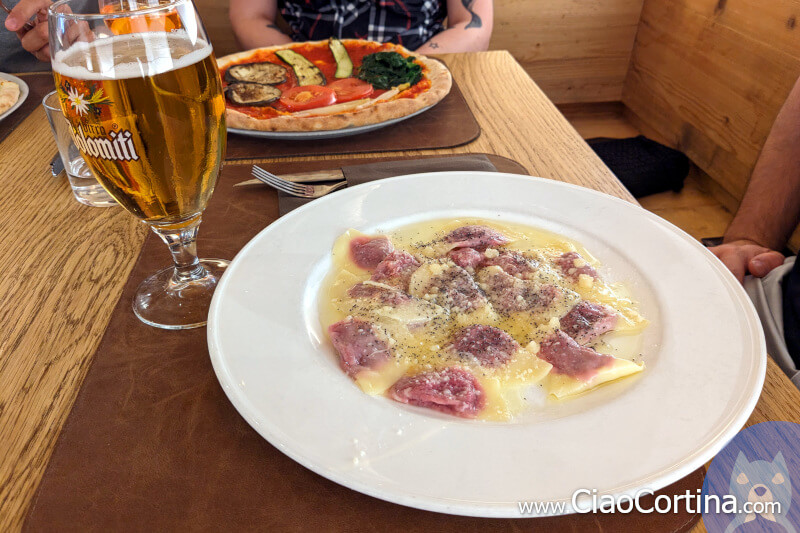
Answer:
[329,38,353,78]
[275,49,326,86]
[224,62,287,85]
[225,82,281,106]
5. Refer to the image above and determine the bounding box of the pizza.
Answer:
[0,79,21,116]
[320,219,649,421]
[216,39,452,132]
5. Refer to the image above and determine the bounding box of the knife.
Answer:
[50,153,65,178]
[234,168,344,187]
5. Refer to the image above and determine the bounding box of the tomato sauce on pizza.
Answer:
[216,39,450,131]
[223,42,391,117]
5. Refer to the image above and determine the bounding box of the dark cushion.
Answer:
[587,135,690,198]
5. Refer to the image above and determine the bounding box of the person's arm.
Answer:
[229,0,292,50]
[416,0,492,54]
[4,0,51,62]
[710,76,800,282]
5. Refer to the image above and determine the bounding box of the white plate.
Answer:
[207,171,765,517]
[226,103,433,140]
[0,73,29,122]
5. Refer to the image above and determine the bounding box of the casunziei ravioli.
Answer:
[217,39,452,131]
[321,219,648,421]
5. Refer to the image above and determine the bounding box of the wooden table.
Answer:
[1,51,798,532]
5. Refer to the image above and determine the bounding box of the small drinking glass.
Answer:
[42,91,117,207]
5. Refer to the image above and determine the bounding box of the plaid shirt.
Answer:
[279,0,446,51]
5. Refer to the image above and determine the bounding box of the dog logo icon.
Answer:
[724,451,796,533]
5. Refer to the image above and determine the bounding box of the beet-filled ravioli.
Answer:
[320,219,648,420]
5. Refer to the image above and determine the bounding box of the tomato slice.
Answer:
[279,85,336,111]
[329,78,375,103]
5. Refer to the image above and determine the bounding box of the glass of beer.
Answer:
[48,0,227,329]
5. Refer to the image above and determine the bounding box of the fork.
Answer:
[1,0,36,31]
[251,165,347,198]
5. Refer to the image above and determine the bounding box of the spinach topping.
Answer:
[356,52,422,90]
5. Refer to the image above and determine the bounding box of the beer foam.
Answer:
[52,31,212,80]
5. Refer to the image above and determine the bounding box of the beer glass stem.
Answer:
[150,217,208,284]
[133,215,228,329]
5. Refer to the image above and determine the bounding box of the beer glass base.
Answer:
[132,258,229,330]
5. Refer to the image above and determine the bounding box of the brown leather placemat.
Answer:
[0,73,54,145]
[25,154,702,532]
[225,78,480,160]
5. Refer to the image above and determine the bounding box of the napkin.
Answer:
[278,154,498,215]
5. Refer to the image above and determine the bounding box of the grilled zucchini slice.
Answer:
[275,49,326,86]
[328,38,353,78]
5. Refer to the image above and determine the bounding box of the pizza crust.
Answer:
[0,80,21,116]
[217,40,452,132]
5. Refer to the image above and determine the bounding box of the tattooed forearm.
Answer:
[461,0,482,29]
[429,42,440,49]
[266,23,281,31]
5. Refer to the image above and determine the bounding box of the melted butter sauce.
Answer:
[320,218,648,421]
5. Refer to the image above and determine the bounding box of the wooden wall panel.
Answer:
[491,0,645,103]
[622,0,800,208]
[196,0,239,57]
